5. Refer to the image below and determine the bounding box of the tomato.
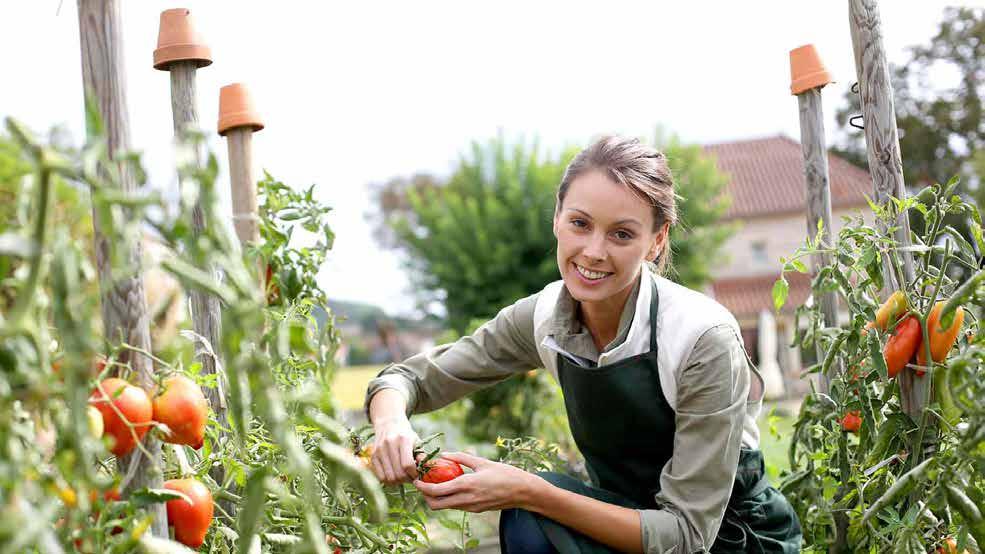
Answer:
[152,375,209,449]
[265,262,280,305]
[87,405,104,439]
[163,478,214,548]
[356,444,374,469]
[883,316,922,378]
[839,411,861,433]
[863,291,908,336]
[88,378,153,457]
[937,537,969,554]
[916,301,964,370]
[421,458,464,483]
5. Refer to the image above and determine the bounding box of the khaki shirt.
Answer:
[366,278,754,553]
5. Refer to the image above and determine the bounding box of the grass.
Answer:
[334,365,797,485]
[333,364,386,411]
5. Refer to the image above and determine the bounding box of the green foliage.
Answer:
[0,120,434,552]
[774,179,985,552]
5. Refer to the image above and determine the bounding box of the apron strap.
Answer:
[648,277,659,352]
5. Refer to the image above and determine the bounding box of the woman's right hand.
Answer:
[371,415,421,485]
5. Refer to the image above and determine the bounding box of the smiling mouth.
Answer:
[573,263,613,281]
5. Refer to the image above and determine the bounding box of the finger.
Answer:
[399,437,418,480]
[414,477,468,498]
[427,492,476,511]
[378,444,399,484]
[440,451,485,470]
[371,456,387,483]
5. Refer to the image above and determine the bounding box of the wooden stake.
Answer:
[154,8,234,516]
[848,0,923,417]
[227,129,260,244]
[796,87,840,394]
[77,0,166,536]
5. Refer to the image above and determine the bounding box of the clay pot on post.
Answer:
[153,8,212,71]
[789,44,833,95]
[218,83,265,292]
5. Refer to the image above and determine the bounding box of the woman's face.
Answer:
[553,169,667,306]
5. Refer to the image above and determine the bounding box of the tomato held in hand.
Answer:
[421,458,464,483]
[164,478,214,548]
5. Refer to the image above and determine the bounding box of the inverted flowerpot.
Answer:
[154,8,212,70]
[789,44,832,95]
[218,83,264,136]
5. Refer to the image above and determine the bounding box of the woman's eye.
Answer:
[571,219,587,228]
[614,230,633,240]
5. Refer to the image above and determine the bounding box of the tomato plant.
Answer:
[0,119,434,552]
[775,178,985,552]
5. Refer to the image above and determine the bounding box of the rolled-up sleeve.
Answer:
[640,324,752,553]
[364,293,542,419]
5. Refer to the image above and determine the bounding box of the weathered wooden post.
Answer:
[218,83,264,249]
[153,7,233,515]
[848,0,924,418]
[77,0,166,536]
[790,44,839,394]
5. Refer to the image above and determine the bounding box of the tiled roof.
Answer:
[703,135,871,220]
[711,272,813,319]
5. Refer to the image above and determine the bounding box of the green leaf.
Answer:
[772,277,789,312]
[129,488,188,508]
[237,466,269,554]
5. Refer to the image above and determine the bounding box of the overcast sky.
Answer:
[2,1,982,316]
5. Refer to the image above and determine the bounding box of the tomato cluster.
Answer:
[86,373,214,548]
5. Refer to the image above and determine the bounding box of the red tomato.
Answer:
[88,378,153,457]
[840,410,862,433]
[883,316,922,378]
[164,478,214,548]
[152,375,209,450]
[421,458,464,483]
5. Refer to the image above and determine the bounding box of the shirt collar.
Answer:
[546,267,643,362]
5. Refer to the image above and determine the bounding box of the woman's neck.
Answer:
[578,280,636,352]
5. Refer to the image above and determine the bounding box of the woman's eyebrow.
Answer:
[567,208,642,227]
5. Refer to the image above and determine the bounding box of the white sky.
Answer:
[2,1,982,316]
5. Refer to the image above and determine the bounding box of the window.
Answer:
[751,240,768,264]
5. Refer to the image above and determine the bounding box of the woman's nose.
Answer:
[582,232,607,261]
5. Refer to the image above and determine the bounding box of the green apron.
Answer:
[533,279,802,553]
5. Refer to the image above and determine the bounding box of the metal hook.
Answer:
[851,82,860,94]
[849,115,864,130]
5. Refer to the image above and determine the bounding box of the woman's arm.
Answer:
[364,293,543,484]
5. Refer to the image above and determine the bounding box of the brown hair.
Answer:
[556,135,677,275]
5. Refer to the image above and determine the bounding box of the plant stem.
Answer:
[6,167,52,328]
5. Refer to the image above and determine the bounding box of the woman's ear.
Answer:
[648,223,669,262]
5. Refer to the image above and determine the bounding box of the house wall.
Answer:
[714,206,874,279]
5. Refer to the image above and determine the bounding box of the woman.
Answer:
[364,135,802,553]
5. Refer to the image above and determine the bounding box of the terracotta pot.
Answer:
[218,83,264,136]
[789,44,833,95]
[154,8,212,70]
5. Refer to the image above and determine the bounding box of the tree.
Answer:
[833,7,984,199]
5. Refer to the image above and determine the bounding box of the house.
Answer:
[703,136,875,397]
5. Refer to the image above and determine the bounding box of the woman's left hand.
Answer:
[414,452,544,513]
